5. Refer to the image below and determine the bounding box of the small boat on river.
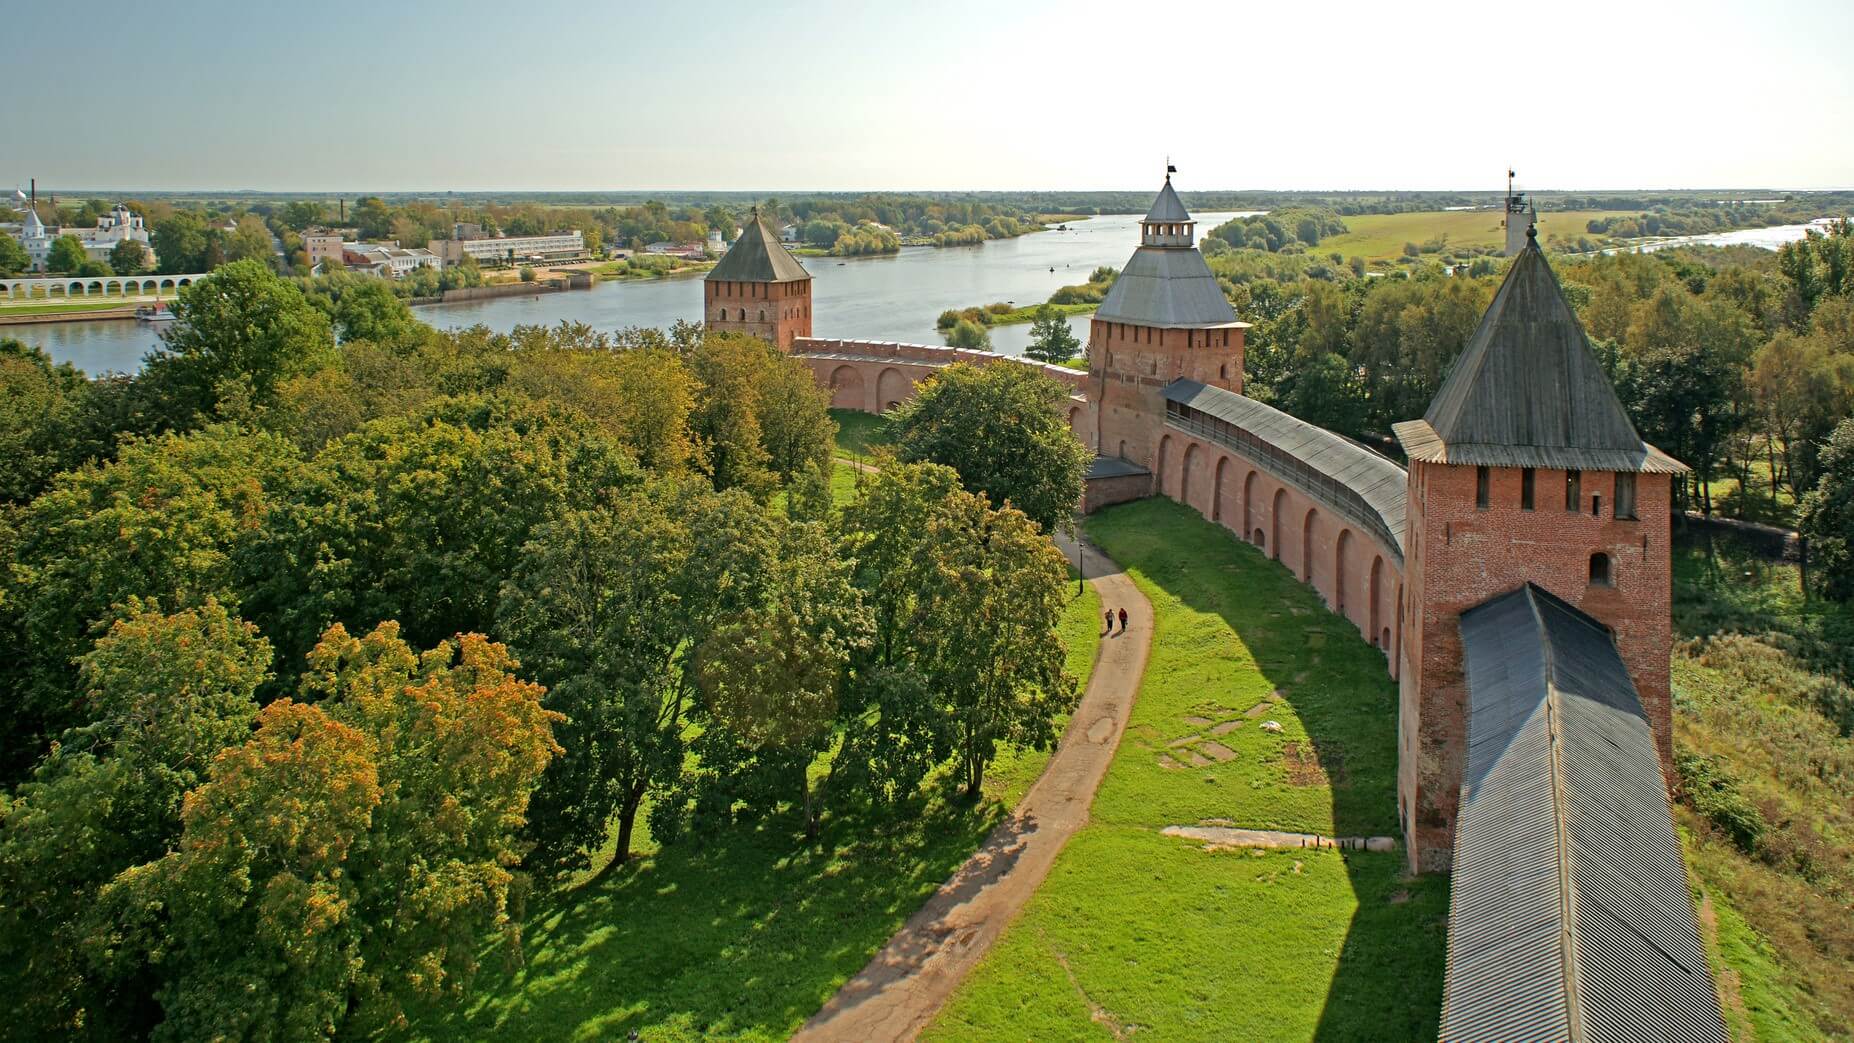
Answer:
[135,304,176,324]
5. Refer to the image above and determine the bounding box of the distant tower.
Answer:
[1391,228,1686,872]
[1090,167,1247,466]
[703,208,813,350]
[1503,168,1536,256]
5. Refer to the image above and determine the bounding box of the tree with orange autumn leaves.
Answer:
[96,622,560,1041]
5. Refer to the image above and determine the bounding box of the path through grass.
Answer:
[926,498,1448,1041]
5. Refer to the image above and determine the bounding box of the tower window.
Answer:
[1521,468,1535,510]
[1589,552,1613,586]
[1615,473,1638,520]
[1565,469,1581,511]
[1475,466,1489,510]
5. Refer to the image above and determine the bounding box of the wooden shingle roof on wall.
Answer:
[1397,236,1685,475]
[1442,584,1727,1043]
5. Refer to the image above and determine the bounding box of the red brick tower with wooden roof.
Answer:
[1392,228,1688,872]
[704,209,812,350]
[1088,173,1248,469]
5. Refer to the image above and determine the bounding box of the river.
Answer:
[11,211,1253,376]
[16,212,1838,376]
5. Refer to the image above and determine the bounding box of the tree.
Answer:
[689,518,871,840]
[889,362,1089,532]
[1613,339,1745,514]
[138,259,337,424]
[0,600,269,1041]
[0,338,101,505]
[0,230,29,275]
[109,238,150,275]
[754,348,836,482]
[499,481,780,875]
[100,623,560,1040]
[46,234,89,273]
[2,426,300,774]
[239,397,638,682]
[689,332,776,496]
[842,462,1075,800]
[1801,416,1854,601]
[945,317,991,350]
[150,211,208,274]
[223,215,275,264]
[1024,305,1081,364]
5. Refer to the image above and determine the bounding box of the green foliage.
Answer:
[889,362,1089,532]
[0,230,29,275]
[0,600,269,1041]
[687,332,834,495]
[108,238,150,275]
[1209,208,1348,252]
[46,234,90,274]
[1776,218,1853,314]
[0,338,109,505]
[942,317,990,350]
[1801,416,1854,600]
[238,396,638,680]
[3,425,300,772]
[500,480,779,876]
[1023,304,1081,363]
[139,260,337,426]
[101,623,560,1041]
[1675,750,1765,851]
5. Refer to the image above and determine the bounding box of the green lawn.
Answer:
[396,541,1104,1042]
[829,407,892,459]
[0,296,164,316]
[926,498,1449,1042]
[1312,209,1630,262]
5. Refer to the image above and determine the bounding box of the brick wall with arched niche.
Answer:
[1155,424,1405,678]
[792,339,1092,446]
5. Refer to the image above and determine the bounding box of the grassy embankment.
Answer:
[0,294,170,317]
[1311,208,1634,262]
[1670,533,1854,1041]
[396,409,1102,1042]
[927,497,1450,1042]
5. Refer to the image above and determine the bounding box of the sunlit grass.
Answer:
[927,498,1448,1042]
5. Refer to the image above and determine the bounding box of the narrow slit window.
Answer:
[1565,469,1581,511]
[1615,472,1638,520]
[1521,468,1535,511]
[1475,466,1490,510]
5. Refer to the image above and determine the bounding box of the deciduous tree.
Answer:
[889,362,1089,532]
[1024,305,1081,364]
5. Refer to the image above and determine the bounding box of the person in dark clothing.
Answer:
[1104,608,1115,634]
[1117,607,1129,632]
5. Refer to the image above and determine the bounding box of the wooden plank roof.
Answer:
[1398,235,1685,474]
[706,213,810,283]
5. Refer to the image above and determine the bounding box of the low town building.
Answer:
[429,231,584,267]
[341,242,440,278]
[9,186,156,271]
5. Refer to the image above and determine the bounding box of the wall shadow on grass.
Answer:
[400,790,1001,1043]
[1087,497,1449,1042]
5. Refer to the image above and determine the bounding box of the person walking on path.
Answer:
[1104,608,1115,635]
[1117,606,1129,633]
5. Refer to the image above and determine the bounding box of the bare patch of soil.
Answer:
[1282,741,1346,787]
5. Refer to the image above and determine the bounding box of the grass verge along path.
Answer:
[925,498,1449,1042]
[793,534,1150,1042]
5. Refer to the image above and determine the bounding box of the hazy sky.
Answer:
[5,0,1851,193]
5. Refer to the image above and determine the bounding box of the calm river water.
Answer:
[14,213,1836,377]
[13,211,1250,376]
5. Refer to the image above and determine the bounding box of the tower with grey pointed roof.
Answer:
[704,208,813,349]
[1090,172,1249,468]
[1392,228,1686,871]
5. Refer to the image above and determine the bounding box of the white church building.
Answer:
[9,188,156,271]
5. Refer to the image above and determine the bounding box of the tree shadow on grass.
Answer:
[401,790,1003,1043]
[1087,498,1450,1041]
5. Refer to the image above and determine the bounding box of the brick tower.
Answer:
[1089,171,1248,466]
[1392,228,1687,872]
[704,208,812,350]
